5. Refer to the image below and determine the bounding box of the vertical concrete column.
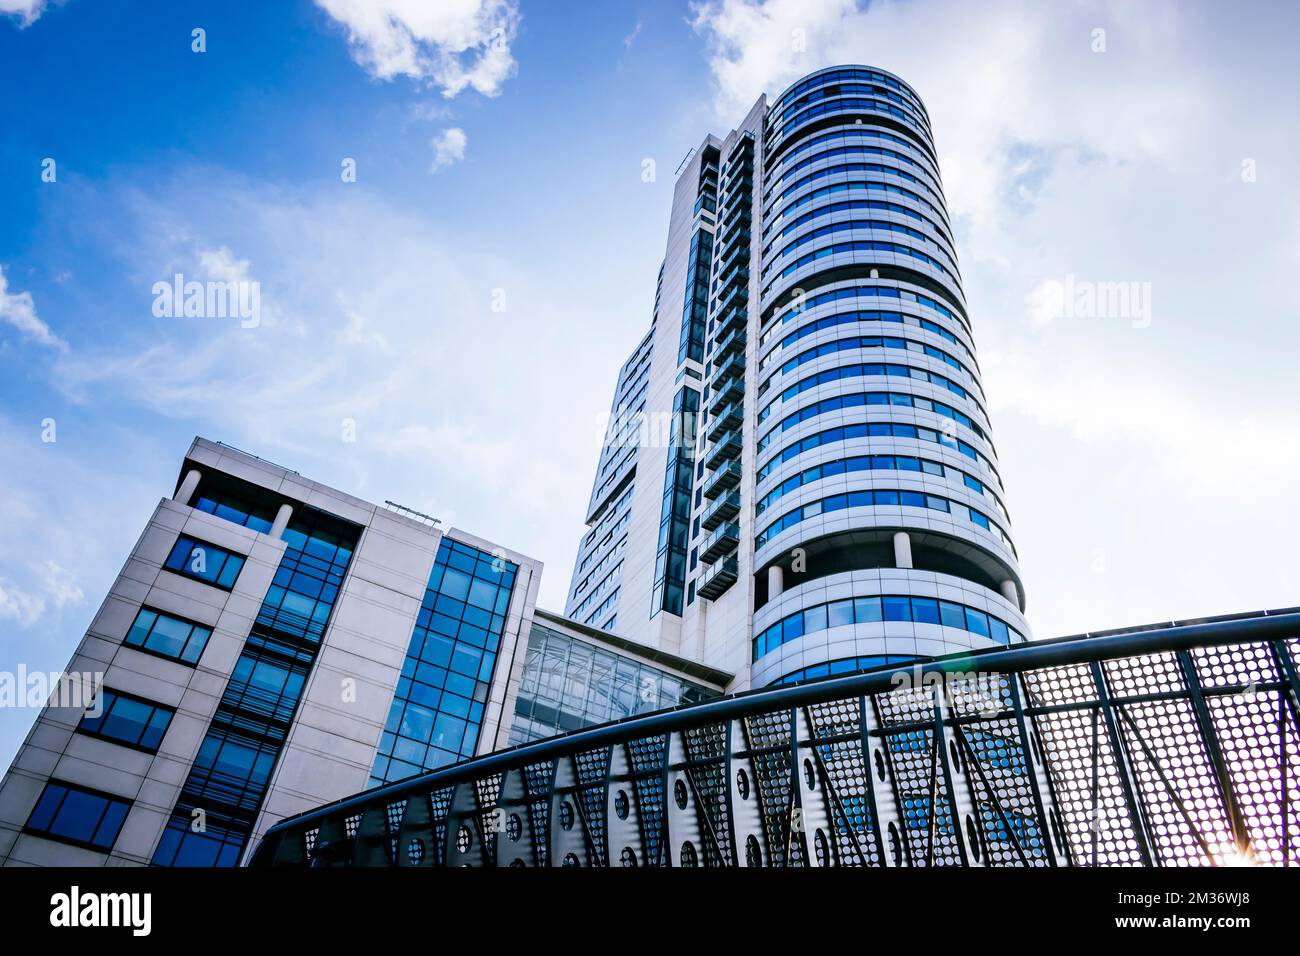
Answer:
[893,532,913,569]
[270,503,294,540]
[768,564,784,599]
[173,468,201,506]
[1000,579,1020,607]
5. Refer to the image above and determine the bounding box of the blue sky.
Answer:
[2,0,1299,769]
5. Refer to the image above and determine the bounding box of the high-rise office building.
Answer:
[568,65,1030,689]
[0,438,728,868]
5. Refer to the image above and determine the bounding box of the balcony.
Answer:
[705,401,742,442]
[703,429,741,470]
[702,460,742,499]
[713,307,746,343]
[701,489,741,531]
[708,351,745,391]
[717,262,749,295]
[716,240,747,276]
[723,171,753,199]
[699,522,740,564]
[708,376,743,416]
[714,282,748,319]
[721,225,751,259]
[695,555,739,601]
[711,326,745,361]
[721,201,752,230]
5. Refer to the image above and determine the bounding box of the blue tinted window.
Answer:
[854,596,883,622]
[939,601,966,629]
[883,596,911,621]
[827,599,855,628]
[153,508,359,868]
[912,598,940,625]
[123,607,212,664]
[988,616,1011,646]
[754,595,1020,662]
[370,538,518,787]
[79,690,175,752]
[25,781,130,851]
[164,536,245,590]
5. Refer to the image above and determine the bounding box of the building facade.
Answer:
[567,65,1030,690]
[510,610,728,746]
[0,438,542,867]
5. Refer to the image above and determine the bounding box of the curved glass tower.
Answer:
[569,65,1029,689]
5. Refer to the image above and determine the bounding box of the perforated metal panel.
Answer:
[254,611,1300,868]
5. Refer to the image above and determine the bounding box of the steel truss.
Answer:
[252,609,1300,867]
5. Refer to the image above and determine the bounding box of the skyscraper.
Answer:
[568,65,1030,689]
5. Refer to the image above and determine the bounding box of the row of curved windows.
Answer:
[754,451,1007,521]
[756,421,1001,491]
[757,360,981,425]
[768,179,950,237]
[757,389,989,452]
[770,97,930,147]
[772,160,943,211]
[754,594,1021,662]
[770,654,921,686]
[760,307,974,364]
[767,219,956,275]
[760,334,979,399]
[778,82,928,127]
[775,68,924,114]
[753,486,1006,552]
[773,127,938,179]
[767,198,952,253]
[768,283,966,337]
[774,239,955,284]
[776,143,941,193]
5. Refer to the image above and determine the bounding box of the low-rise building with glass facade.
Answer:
[0,438,542,867]
[509,610,729,746]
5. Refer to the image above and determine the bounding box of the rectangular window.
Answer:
[164,535,245,590]
[911,597,941,625]
[123,607,212,664]
[78,689,175,752]
[882,596,912,622]
[25,781,130,852]
[988,616,1011,646]
[939,600,966,629]
[827,598,855,628]
[854,596,883,623]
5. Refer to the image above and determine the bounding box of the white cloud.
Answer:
[197,245,253,284]
[623,19,643,50]
[429,127,468,172]
[0,264,68,352]
[0,580,43,627]
[314,0,520,97]
[0,561,83,629]
[44,168,605,599]
[0,0,49,28]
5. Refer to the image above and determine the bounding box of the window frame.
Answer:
[76,687,176,754]
[23,780,132,853]
[163,534,246,591]
[122,605,214,666]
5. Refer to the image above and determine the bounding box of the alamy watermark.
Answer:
[889,665,1005,716]
[1031,273,1152,329]
[152,273,261,328]
[0,666,103,716]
